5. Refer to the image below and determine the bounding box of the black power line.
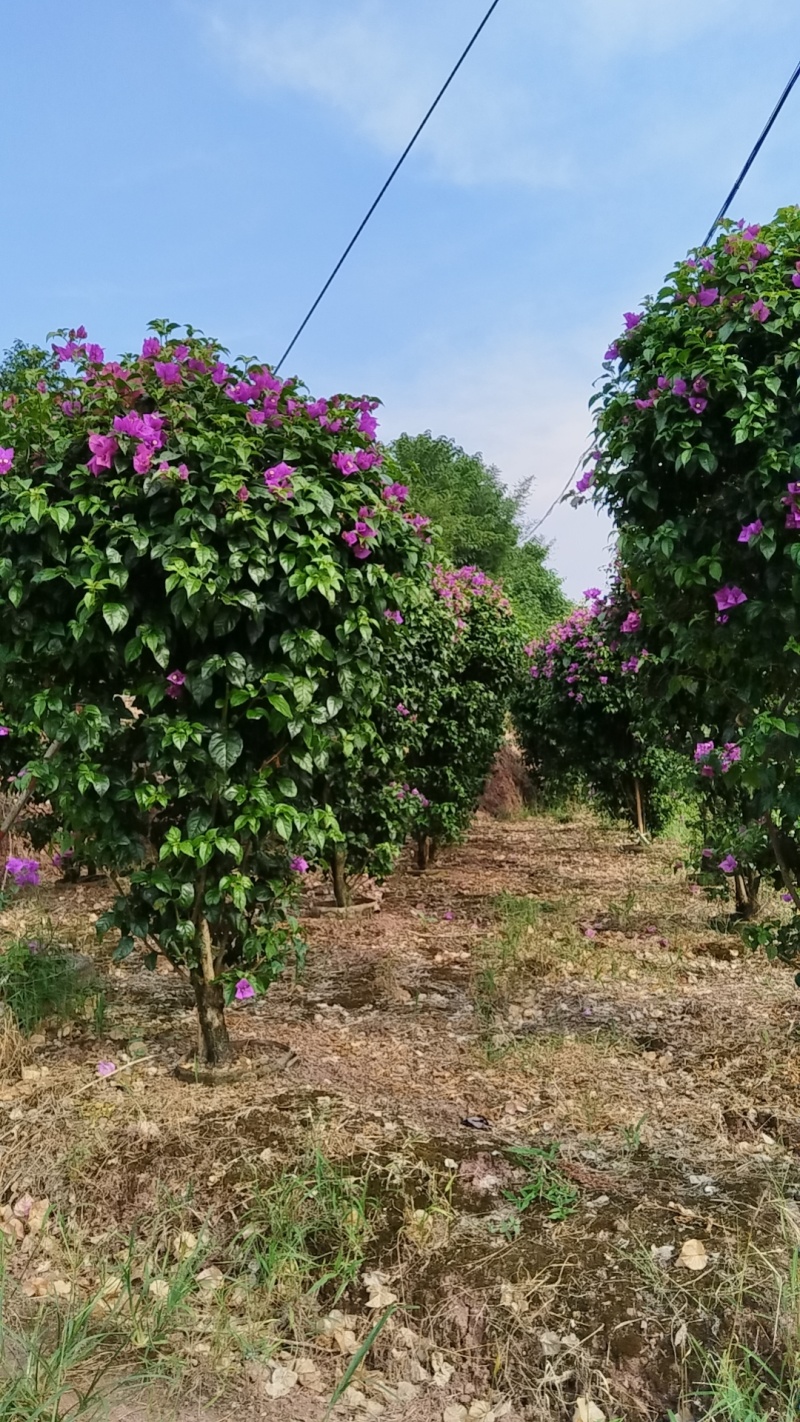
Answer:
[702,55,800,247]
[534,54,800,537]
[274,0,504,373]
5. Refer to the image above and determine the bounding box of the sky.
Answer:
[3,0,800,596]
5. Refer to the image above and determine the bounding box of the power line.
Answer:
[274,0,504,373]
[532,56,800,536]
[702,55,800,247]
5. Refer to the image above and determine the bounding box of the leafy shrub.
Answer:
[407,566,523,863]
[0,322,430,1062]
[515,590,691,834]
[585,207,800,890]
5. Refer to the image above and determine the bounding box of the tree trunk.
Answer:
[633,778,646,837]
[428,838,439,866]
[734,871,760,920]
[190,972,232,1066]
[416,835,430,871]
[331,847,350,908]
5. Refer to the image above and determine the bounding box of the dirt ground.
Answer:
[2,783,800,1421]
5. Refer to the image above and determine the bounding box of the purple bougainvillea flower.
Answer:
[443,910,454,921]
[694,740,715,762]
[672,378,688,397]
[396,702,411,718]
[384,609,403,624]
[166,669,186,699]
[604,343,620,361]
[96,1060,117,1078]
[290,856,309,873]
[753,242,771,260]
[6,856,40,886]
[85,344,105,364]
[623,312,643,330]
[698,287,718,306]
[621,611,641,633]
[575,470,594,493]
[583,926,598,940]
[693,377,708,394]
[0,727,9,737]
[738,519,763,543]
[141,337,161,359]
[263,462,295,498]
[783,893,794,903]
[235,486,250,501]
[154,361,182,386]
[634,397,654,410]
[583,588,602,599]
[210,362,228,385]
[382,482,409,505]
[743,223,761,239]
[719,854,738,874]
[357,410,378,438]
[176,464,189,481]
[714,585,747,612]
[702,847,713,859]
[700,257,715,272]
[750,299,770,323]
[133,443,152,475]
[86,433,118,476]
[792,273,800,289]
[235,979,255,1001]
[332,452,359,476]
[0,447,13,475]
[688,396,708,414]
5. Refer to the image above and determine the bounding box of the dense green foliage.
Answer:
[585,205,800,934]
[0,327,528,1058]
[515,590,690,833]
[388,430,568,637]
[0,322,432,1060]
[407,566,522,862]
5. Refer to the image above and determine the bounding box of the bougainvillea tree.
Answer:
[405,565,522,866]
[515,589,689,833]
[0,323,429,1064]
[584,205,800,917]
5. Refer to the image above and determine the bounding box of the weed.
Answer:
[619,1113,649,1160]
[234,1151,377,1311]
[0,936,98,1034]
[472,894,549,1024]
[605,889,638,933]
[0,1242,122,1420]
[502,1144,579,1223]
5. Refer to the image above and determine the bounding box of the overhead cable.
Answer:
[274,0,504,372]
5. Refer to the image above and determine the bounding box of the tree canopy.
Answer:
[388,430,569,636]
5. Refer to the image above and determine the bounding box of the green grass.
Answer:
[0,1241,122,1421]
[234,1150,377,1311]
[472,893,546,1025]
[0,935,99,1034]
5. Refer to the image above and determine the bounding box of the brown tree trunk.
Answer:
[331,847,350,908]
[190,972,232,1066]
[633,778,646,837]
[416,835,430,871]
[734,872,760,920]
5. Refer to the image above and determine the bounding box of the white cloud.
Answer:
[188,0,574,188]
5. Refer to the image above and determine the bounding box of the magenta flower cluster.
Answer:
[342,507,377,560]
[5,855,40,887]
[433,565,511,620]
[693,739,741,779]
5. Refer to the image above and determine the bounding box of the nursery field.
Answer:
[2,789,799,1422]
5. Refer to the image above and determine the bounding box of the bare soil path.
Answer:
[1,805,799,1420]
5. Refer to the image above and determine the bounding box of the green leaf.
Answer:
[208,729,243,771]
[102,603,130,633]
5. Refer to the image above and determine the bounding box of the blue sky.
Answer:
[3,0,800,596]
